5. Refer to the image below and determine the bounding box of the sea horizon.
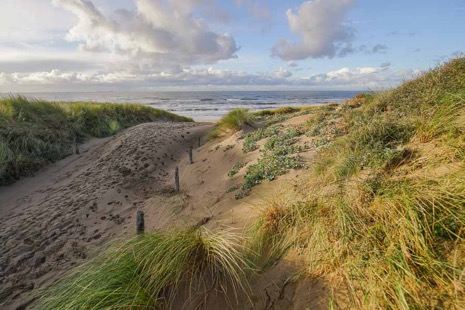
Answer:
[2,90,361,120]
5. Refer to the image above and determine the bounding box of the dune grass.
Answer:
[36,228,252,310]
[0,96,192,185]
[209,108,256,138]
[247,58,465,308]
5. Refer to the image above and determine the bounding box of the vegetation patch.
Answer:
[242,125,281,154]
[227,161,248,178]
[0,96,192,185]
[36,228,252,310]
[223,144,235,152]
[209,108,256,138]
[241,125,305,192]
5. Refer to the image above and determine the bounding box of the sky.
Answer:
[0,0,464,92]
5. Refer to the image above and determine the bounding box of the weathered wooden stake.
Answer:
[175,167,180,192]
[136,210,145,234]
[188,146,193,164]
[198,137,201,148]
[75,142,80,155]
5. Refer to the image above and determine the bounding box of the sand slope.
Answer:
[0,122,213,309]
[1,113,325,309]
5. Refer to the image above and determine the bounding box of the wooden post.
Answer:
[136,210,145,234]
[198,137,201,148]
[188,146,193,164]
[74,134,80,155]
[175,167,180,193]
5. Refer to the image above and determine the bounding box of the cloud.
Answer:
[51,0,239,70]
[359,44,388,55]
[371,44,388,54]
[380,62,391,68]
[275,67,293,78]
[386,31,416,37]
[0,0,73,41]
[0,67,294,91]
[287,61,298,68]
[0,63,420,92]
[300,65,420,89]
[272,0,356,60]
[235,0,272,20]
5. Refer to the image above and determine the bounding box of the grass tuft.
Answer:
[36,228,253,309]
[209,109,256,138]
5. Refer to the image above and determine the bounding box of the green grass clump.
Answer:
[274,106,300,115]
[0,96,192,185]
[253,109,275,117]
[36,228,252,309]
[209,109,256,138]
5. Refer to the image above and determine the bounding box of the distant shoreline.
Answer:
[1,90,360,120]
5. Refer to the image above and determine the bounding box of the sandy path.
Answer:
[0,121,213,309]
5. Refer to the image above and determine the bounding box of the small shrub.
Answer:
[226,184,241,193]
[243,153,301,190]
[228,161,248,178]
[242,125,281,154]
[224,144,235,152]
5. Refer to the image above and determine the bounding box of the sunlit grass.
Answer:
[247,57,465,308]
[209,108,256,138]
[36,228,253,309]
[0,95,192,184]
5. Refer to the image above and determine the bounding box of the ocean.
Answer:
[18,91,360,120]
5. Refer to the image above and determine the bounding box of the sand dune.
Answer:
[0,122,213,309]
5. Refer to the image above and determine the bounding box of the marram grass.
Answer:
[0,96,192,185]
[247,58,465,309]
[209,108,256,138]
[36,228,252,310]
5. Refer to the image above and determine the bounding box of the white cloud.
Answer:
[0,64,421,92]
[301,65,421,89]
[51,0,239,69]
[287,61,298,68]
[0,0,73,41]
[275,67,293,78]
[272,0,356,60]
